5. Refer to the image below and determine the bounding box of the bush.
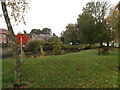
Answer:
[2,51,13,58]
[42,42,54,51]
[62,44,82,51]
[40,45,44,57]
[23,39,42,54]
[53,40,63,55]
[82,44,91,50]
[22,51,26,58]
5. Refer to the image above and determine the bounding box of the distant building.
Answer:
[0,29,9,44]
[32,34,52,41]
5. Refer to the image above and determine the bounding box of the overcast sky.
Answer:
[0,0,118,36]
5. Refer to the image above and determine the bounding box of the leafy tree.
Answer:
[61,24,78,45]
[115,1,120,47]
[53,39,63,55]
[115,1,120,69]
[106,2,120,47]
[1,0,29,86]
[23,30,27,34]
[42,27,52,35]
[30,28,52,35]
[82,1,111,23]
[106,8,118,45]
[77,13,97,44]
[49,33,59,42]
[30,29,42,34]
[61,30,71,44]
[81,1,111,47]
[66,24,78,45]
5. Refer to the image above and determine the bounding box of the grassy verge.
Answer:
[2,48,119,88]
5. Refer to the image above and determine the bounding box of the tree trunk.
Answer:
[112,41,114,47]
[107,41,109,46]
[1,2,21,86]
[100,41,103,48]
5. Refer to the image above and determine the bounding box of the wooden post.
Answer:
[20,37,22,64]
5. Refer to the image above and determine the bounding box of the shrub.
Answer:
[62,44,82,51]
[40,45,44,57]
[42,42,54,51]
[53,40,63,55]
[82,44,91,50]
[22,51,26,58]
[2,51,13,58]
[23,39,42,54]
[25,52,32,58]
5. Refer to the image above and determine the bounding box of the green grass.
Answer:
[2,49,119,88]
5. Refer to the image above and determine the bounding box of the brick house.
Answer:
[0,28,9,45]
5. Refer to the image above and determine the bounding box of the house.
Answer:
[0,28,9,45]
[32,34,52,41]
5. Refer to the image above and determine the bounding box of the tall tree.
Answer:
[77,13,97,44]
[106,7,119,45]
[61,24,78,45]
[82,1,111,47]
[115,1,120,47]
[66,24,78,45]
[61,30,71,44]
[1,0,29,86]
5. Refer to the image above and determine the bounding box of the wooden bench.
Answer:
[98,47,109,55]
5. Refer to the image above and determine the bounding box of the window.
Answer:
[2,34,6,38]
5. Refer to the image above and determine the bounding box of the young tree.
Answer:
[53,39,63,55]
[1,0,29,86]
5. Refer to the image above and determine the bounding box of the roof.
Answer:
[32,34,52,40]
[0,29,9,34]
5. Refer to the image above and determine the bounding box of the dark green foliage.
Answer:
[82,44,91,50]
[2,51,13,59]
[42,28,52,35]
[23,40,55,53]
[48,33,59,42]
[24,39,42,54]
[62,44,82,51]
[77,13,97,44]
[53,40,63,55]
[30,28,52,35]
[30,29,42,34]
[42,42,54,51]
[61,24,78,45]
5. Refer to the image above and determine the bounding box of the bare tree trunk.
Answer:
[107,41,109,46]
[100,41,103,48]
[1,2,21,86]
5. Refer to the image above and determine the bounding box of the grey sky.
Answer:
[0,0,118,36]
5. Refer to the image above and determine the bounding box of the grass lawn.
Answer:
[2,48,119,88]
